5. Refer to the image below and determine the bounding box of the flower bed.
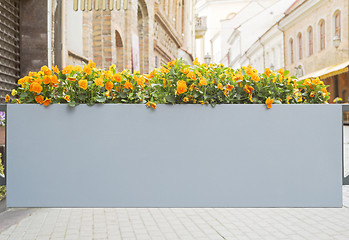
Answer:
[5,59,330,108]
[5,60,341,208]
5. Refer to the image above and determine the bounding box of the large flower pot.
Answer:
[6,104,343,207]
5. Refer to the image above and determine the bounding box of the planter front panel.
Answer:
[7,104,342,207]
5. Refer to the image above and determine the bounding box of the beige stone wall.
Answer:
[284,0,349,76]
[78,0,190,73]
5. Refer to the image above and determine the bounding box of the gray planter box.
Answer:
[6,104,343,207]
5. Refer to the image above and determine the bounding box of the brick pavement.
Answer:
[0,186,348,240]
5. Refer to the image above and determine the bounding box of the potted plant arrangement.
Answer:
[4,59,343,207]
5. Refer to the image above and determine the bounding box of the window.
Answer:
[308,27,313,56]
[298,33,302,60]
[319,20,325,50]
[289,38,294,64]
[334,11,341,39]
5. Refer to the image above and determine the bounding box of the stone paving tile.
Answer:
[0,186,348,240]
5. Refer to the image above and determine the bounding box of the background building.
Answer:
[279,0,349,101]
[62,0,195,72]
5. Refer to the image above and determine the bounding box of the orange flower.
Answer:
[74,65,83,72]
[16,99,20,104]
[186,71,196,80]
[149,70,156,78]
[312,77,321,85]
[217,83,223,90]
[160,66,169,74]
[251,73,259,82]
[5,94,10,102]
[43,98,51,106]
[224,89,228,97]
[43,75,51,84]
[243,85,254,95]
[41,65,51,75]
[29,82,43,94]
[265,68,271,77]
[177,80,187,94]
[146,101,157,109]
[50,75,59,85]
[94,77,104,87]
[198,78,207,86]
[113,73,122,82]
[105,81,113,91]
[277,68,284,75]
[62,65,73,74]
[83,65,92,75]
[124,81,133,90]
[52,65,59,74]
[64,95,70,102]
[35,95,44,104]
[227,84,234,91]
[310,91,315,97]
[321,87,328,94]
[265,98,273,109]
[136,76,145,86]
[78,79,88,90]
[88,60,96,68]
[181,68,189,75]
[235,73,243,81]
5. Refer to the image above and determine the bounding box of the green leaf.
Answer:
[120,92,127,98]
[68,101,76,107]
[165,95,176,103]
[96,96,106,103]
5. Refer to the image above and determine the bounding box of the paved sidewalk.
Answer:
[0,186,348,240]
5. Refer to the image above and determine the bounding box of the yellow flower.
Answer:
[193,58,200,66]
[5,94,10,102]
[109,64,116,71]
[64,95,70,102]
[265,98,273,109]
[286,96,291,104]
[11,89,17,96]
[310,91,315,97]
[183,97,189,102]
[264,68,271,77]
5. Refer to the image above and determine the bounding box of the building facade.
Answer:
[279,0,349,101]
[62,0,195,72]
